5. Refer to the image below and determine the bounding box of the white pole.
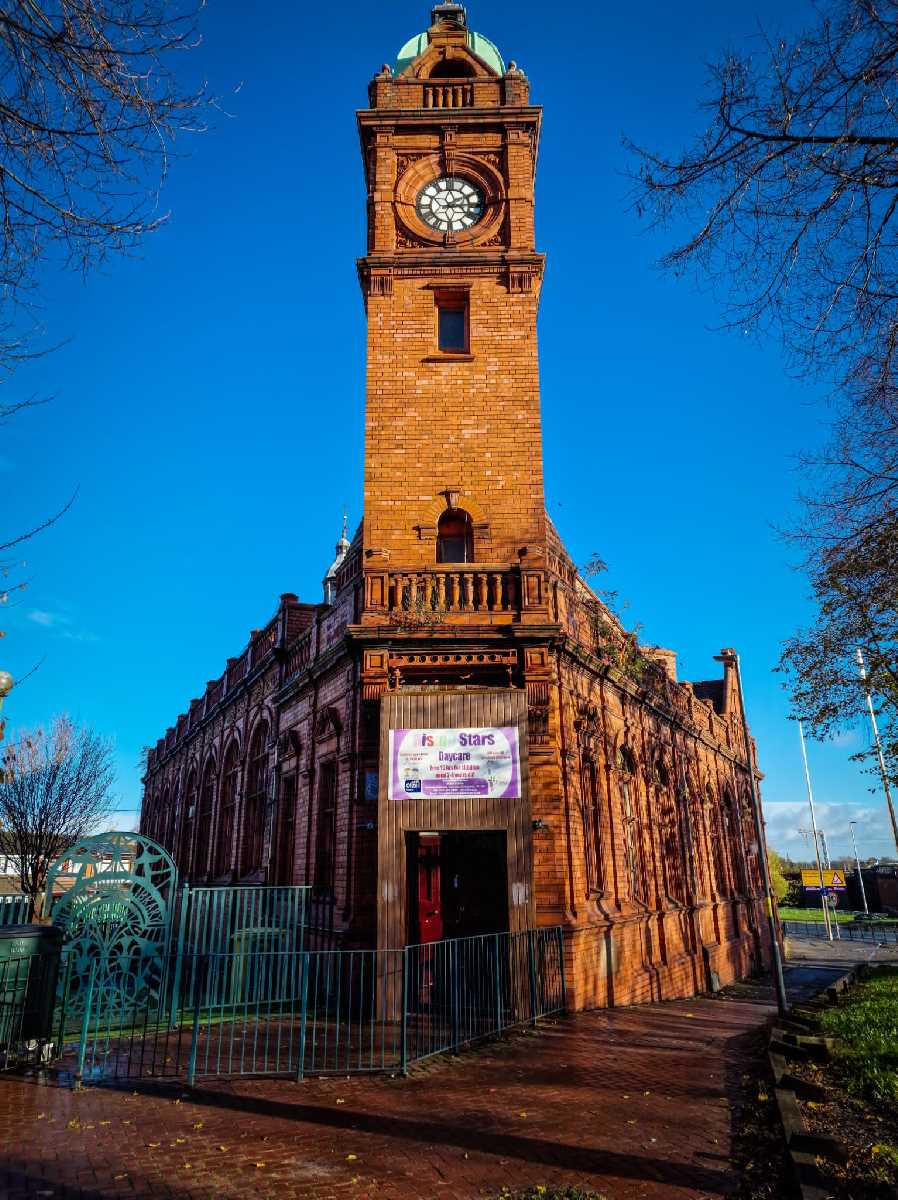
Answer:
[856,649,898,857]
[849,820,869,915]
[798,720,833,940]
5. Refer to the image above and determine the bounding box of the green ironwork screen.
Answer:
[58,926,566,1085]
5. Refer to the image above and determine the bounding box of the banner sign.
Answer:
[801,868,847,892]
[389,727,520,800]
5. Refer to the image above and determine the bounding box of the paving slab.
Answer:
[0,961,854,1200]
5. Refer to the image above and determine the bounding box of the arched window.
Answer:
[655,759,685,904]
[618,746,644,902]
[427,57,477,78]
[214,741,240,878]
[241,722,269,875]
[194,756,217,878]
[180,769,197,874]
[314,760,338,896]
[707,784,731,898]
[437,509,474,563]
[580,758,603,894]
[723,788,746,894]
[158,786,170,850]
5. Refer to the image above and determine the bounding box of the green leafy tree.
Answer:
[768,849,790,905]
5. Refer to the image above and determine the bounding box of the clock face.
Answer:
[416,177,484,233]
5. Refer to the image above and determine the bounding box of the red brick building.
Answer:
[141,4,773,1009]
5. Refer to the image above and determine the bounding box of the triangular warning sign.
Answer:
[832,871,844,886]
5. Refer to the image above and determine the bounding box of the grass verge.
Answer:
[818,965,898,1107]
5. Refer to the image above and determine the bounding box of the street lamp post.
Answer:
[798,721,834,941]
[848,820,869,916]
[715,649,788,1016]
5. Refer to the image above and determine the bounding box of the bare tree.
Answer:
[0,2,208,694]
[628,0,898,783]
[628,0,898,398]
[0,1,208,371]
[0,716,116,917]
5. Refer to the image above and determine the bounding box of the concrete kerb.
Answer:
[766,962,869,1200]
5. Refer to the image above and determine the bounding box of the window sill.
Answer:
[422,353,475,363]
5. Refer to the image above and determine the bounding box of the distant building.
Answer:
[140,4,774,1009]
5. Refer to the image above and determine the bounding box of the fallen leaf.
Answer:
[148,1143,160,1149]
[218,1145,228,1152]
[36,1113,46,1121]
[347,1154,358,1162]
[113,1175,127,1181]
[336,1098,346,1105]
[193,1122,203,1130]
[255,1162,266,1169]
[99,1121,110,1127]
[757,1092,769,1102]
[519,1112,527,1118]
[182,1163,192,1170]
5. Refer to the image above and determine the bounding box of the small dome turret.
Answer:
[395,5,506,77]
[323,514,351,605]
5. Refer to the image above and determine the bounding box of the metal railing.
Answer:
[58,927,566,1085]
[0,953,60,1071]
[0,895,28,927]
[783,918,898,944]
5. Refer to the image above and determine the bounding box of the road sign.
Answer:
[802,868,847,892]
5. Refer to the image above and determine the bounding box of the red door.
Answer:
[416,834,443,944]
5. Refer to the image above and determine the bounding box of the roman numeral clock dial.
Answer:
[416,177,484,233]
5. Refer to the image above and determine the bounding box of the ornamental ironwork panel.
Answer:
[45,832,179,1025]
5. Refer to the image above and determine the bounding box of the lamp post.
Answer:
[848,820,869,916]
[714,649,788,1016]
[798,722,834,940]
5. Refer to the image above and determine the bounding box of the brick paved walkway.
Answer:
[0,961,851,1200]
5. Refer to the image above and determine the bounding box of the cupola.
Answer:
[322,515,351,605]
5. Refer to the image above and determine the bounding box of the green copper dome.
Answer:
[394,29,506,77]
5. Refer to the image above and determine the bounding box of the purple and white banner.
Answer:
[389,727,520,800]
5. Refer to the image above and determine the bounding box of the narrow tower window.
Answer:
[437,509,474,563]
[436,291,469,353]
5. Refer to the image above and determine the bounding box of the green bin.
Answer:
[0,925,63,1047]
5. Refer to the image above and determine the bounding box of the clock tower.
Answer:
[357,3,549,637]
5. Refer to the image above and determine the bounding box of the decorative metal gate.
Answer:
[46,832,178,1025]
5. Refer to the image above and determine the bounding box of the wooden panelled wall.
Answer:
[377,689,533,952]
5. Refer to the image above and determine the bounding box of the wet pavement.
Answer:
[0,952,876,1200]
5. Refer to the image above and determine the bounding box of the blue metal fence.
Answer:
[783,919,898,944]
[0,895,29,927]
[60,926,567,1085]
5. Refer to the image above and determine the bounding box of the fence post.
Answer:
[494,933,503,1032]
[557,927,568,1012]
[56,953,74,1052]
[295,952,310,1081]
[185,965,202,1088]
[450,943,460,1052]
[74,963,96,1089]
[400,948,409,1076]
[527,930,538,1026]
[169,884,190,1029]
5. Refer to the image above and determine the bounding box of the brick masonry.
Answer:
[140,6,775,1010]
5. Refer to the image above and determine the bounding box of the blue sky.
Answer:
[3,0,894,864]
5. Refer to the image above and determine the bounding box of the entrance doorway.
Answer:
[407,831,508,945]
